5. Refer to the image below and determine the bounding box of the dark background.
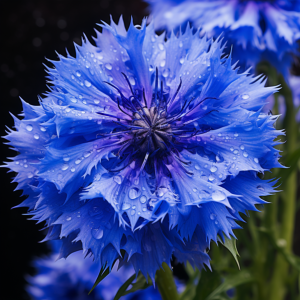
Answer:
[1,1,148,299]
[1,1,299,299]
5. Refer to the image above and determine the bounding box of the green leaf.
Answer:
[89,265,110,295]
[114,273,136,300]
[193,270,222,300]
[218,235,240,269]
[205,271,254,300]
[122,273,152,297]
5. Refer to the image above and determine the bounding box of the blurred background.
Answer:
[1,1,299,299]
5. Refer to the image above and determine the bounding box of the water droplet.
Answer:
[233,150,239,154]
[241,94,249,100]
[129,187,140,200]
[129,77,136,86]
[193,188,198,193]
[158,43,164,50]
[210,135,215,141]
[140,195,147,204]
[240,145,245,150]
[122,203,131,210]
[66,217,72,221]
[156,187,165,197]
[254,158,259,163]
[34,134,40,139]
[92,228,103,239]
[179,41,183,48]
[210,213,216,220]
[75,159,81,164]
[85,61,91,68]
[40,126,46,132]
[234,132,239,137]
[105,63,112,70]
[113,175,122,185]
[243,121,253,131]
[27,173,33,178]
[230,147,234,152]
[131,210,136,216]
[70,97,77,103]
[243,151,248,158]
[162,68,170,78]
[208,175,215,181]
[160,60,166,67]
[142,208,147,212]
[70,167,75,172]
[26,125,33,132]
[257,185,265,191]
[76,71,81,77]
[63,154,70,162]
[94,99,100,104]
[179,57,185,64]
[84,80,91,87]
[212,190,226,201]
[84,151,91,158]
[210,166,218,173]
[61,164,69,171]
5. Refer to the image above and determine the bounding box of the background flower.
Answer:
[4,16,283,284]
[27,241,163,300]
[145,0,300,76]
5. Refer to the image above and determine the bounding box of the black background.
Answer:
[1,1,148,299]
[1,1,299,299]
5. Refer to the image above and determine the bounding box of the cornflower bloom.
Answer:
[4,17,283,281]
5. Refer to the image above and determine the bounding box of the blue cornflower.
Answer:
[4,17,283,281]
[27,241,162,300]
[145,0,300,75]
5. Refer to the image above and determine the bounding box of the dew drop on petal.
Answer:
[240,145,245,150]
[195,164,200,170]
[140,195,147,204]
[210,166,218,173]
[243,151,248,158]
[234,132,239,137]
[84,80,91,87]
[212,190,226,201]
[129,187,140,200]
[162,68,170,78]
[210,135,215,140]
[241,94,249,100]
[158,43,164,50]
[34,134,40,139]
[179,57,185,64]
[131,210,136,216]
[254,158,259,163]
[61,164,69,171]
[27,173,34,178]
[70,167,75,172]
[63,154,70,162]
[40,126,46,132]
[70,97,77,103]
[113,175,122,185]
[122,203,131,210]
[105,63,112,70]
[66,217,72,221]
[26,125,33,132]
[129,77,136,86]
[75,159,81,165]
[76,71,81,77]
[92,228,103,239]
[210,213,216,220]
[257,185,265,191]
[179,41,183,48]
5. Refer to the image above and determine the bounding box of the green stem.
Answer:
[268,74,297,300]
[156,263,180,300]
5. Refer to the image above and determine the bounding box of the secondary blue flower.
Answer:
[4,17,283,281]
[145,0,300,76]
[27,241,162,300]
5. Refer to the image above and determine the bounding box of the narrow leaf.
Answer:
[89,266,110,295]
[218,235,240,269]
[114,273,136,300]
